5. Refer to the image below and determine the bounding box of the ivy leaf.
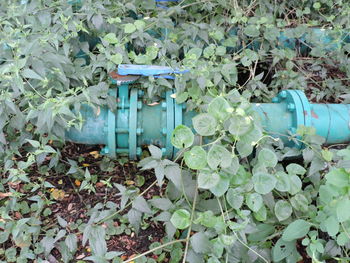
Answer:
[258,148,278,167]
[324,216,339,236]
[103,33,119,44]
[171,125,194,149]
[171,209,191,229]
[228,115,252,136]
[289,175,302,195]
[198,170,220,189]
[246,193,263,212]
[275,171,290,192]
[192,113,217,136]
[336,198,350,222]
[124,23,136,33]
[190,232,211,254]
[132,196,152,214]
[286,163,306,175]
[226,188,244,209]
[272,238,295,262]
[22,69,43,80]
[282,219,311,241]
[208,97,231,121]
[210,175,230,197]
[290,194,308,212]
[252,172,277,194]
[184,146,207,170]
[207,144,232,169]
[110,54,123,65]
[244,24,260,37]
[134,20,145,30]
[274,200,292,221]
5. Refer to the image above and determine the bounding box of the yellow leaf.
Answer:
[89,151,100,159]
[82,163,90,167]
[58,179,63,185]
[51,189,65,200]
[125,180,135,185]
[86,247,91,253]
[75,179,81,187]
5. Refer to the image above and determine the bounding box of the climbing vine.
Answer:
[1,0,350,262]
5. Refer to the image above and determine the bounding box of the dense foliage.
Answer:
[1,0,350,262]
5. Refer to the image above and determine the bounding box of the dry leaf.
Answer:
[74,179,81,187]
[82,163,90,167]
[0,192,13,199]
[58,179,63,185]
[51,189,65,201]
[125,180,135,185]
[89,151,100,159]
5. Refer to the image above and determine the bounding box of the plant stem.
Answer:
[182,180,198,263]
[98,180,157,224]
[123,239,187,263]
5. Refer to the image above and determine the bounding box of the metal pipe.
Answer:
[66,88,350,159]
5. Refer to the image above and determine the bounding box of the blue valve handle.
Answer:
[118,64,189,76]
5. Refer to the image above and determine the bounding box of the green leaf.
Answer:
[282,219,311,241]
[171,125,194,149]
[272,238,295,262]
[228,115,252,136]
[326,168,349,187]
[275,171,290,192]
[26,139,40,148]
[226,188,244,209]
[219,234,235,246]
[207,144,232,169]
[289,175,302,195]
[124,23,136,33]
[103,33,119,44]
[134,20,145,30]
[89,226,107,256]
[336,198,350,222]
[133,196,152,214]
[208,97,231,121]
[22,68,43,80]
[324,216,339,236]
[65,234,77,253]
[184,146,207,170]
[258,148,278,167]
[192,113,217,136]
[290,194,308,212]
[244,24,260,37]
[252,172,277,194]
[246,193,263,212]
[191,232,211,253]
[110,53,123,65]
[274,200,292,221]
[171,209,191,229]
[198,170,220,189]
[210,175,230,197]
[286,163,306,175]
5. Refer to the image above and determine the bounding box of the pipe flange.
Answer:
[107,89,117,158]
[165,91,175,158]
[129,88,138,159]
[276,90,311,147]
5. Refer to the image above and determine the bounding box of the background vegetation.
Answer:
[1,0,350,262]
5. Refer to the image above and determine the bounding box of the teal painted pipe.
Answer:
[66,88,350,159]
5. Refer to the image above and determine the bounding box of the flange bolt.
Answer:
[287,103,295,112]
[161,127,167,135]
[279,90,287,99]
[161,102,167,109]
[136,128,144,135]
[137,101,142,110]
[272,97,279,103]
